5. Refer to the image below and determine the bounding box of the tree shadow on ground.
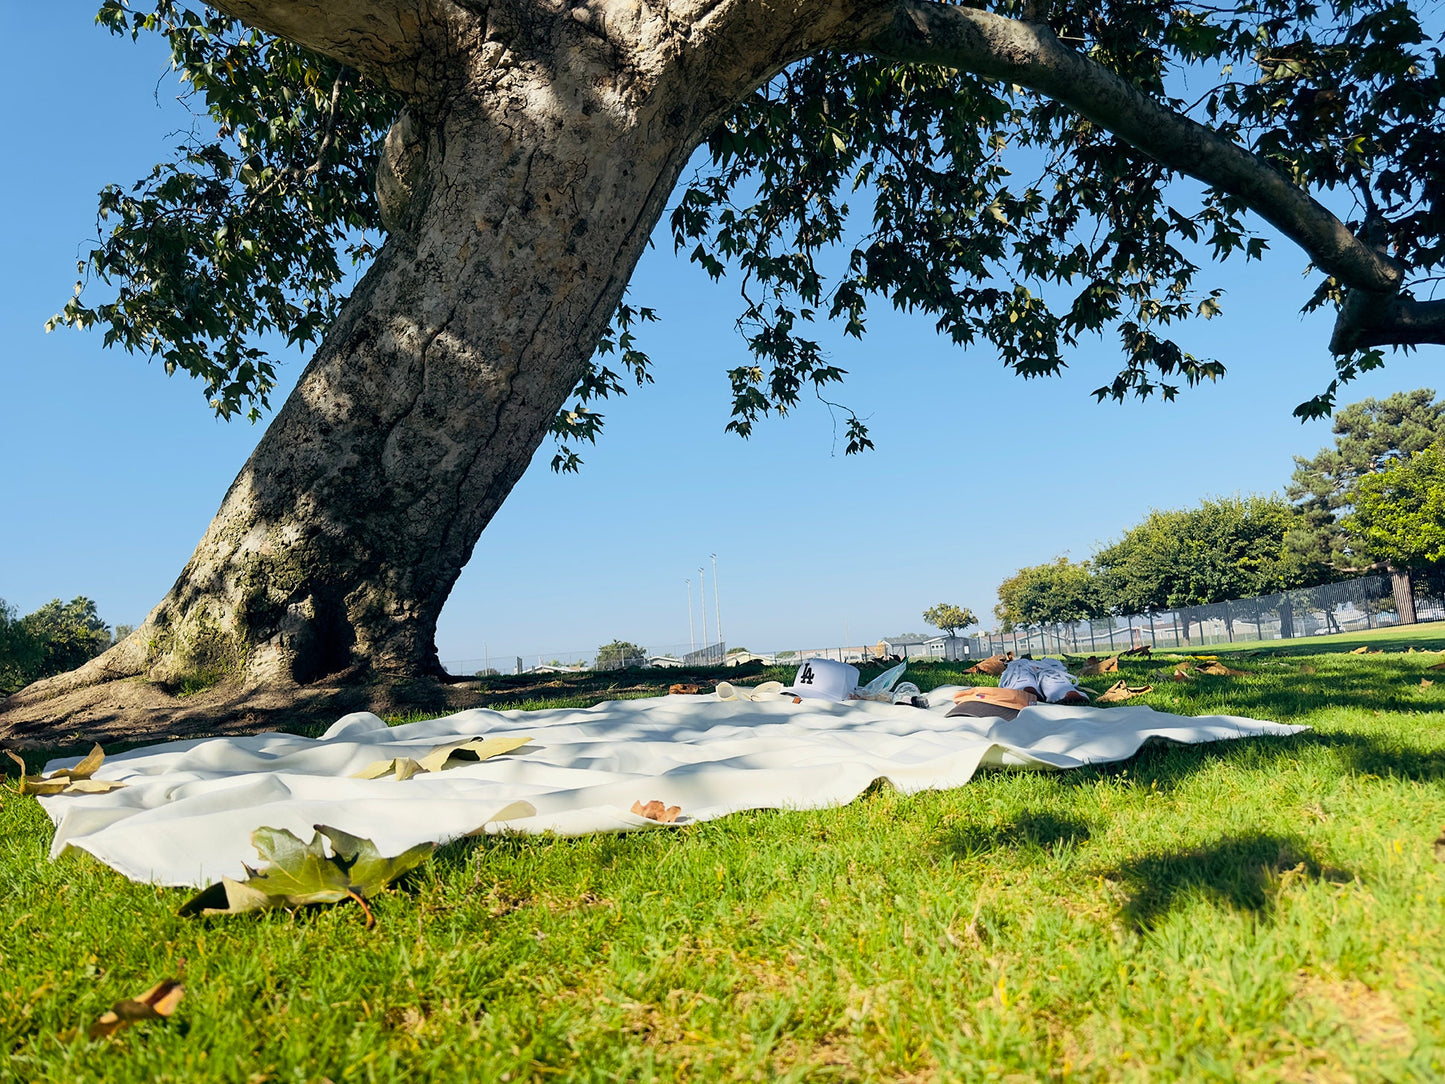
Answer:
[1101,831,1353,931]
[943,811,1093,859]
[1045,727,1445,798]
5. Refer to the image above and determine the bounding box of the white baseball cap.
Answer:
[785,658,860,701]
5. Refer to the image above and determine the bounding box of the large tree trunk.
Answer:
[1,0,863,743]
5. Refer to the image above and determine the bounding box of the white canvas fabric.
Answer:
[35,689,1305,887]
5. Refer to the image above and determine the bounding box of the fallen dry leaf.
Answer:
[88,979,184,1040]
[1429,660,1445,670]
[630,799,681,823]
[1081,655,1120,676]
[1422,678,1435,688]
[1435,827,1445,864]
[1097,681,1152,704]
[6,746,127,797]
[1172,669,1191,682]
[668,683,701,695]
[965,654,1010,676]
[1121,645,1153,657]
[353,736,531,780]
[1351,645,1370,654]
[1196,661,1246,676]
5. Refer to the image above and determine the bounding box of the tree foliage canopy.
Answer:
[1094,495,1320,612]
[0,597,115,696]
[922,603,977,636]
[994,557,1099,629]
[1286,388,1445,571]
[595,640,648,669]
[61,0,1445,450]
[1345,443,1445,574]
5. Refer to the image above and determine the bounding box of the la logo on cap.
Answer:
[786,658,859,701]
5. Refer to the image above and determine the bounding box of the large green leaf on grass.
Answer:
[180,824,434,922]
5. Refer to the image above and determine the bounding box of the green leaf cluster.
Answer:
[180,824,434,920]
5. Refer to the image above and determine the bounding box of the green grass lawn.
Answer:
[3,649,1444,1081]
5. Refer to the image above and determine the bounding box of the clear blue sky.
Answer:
[3,8,1442,669]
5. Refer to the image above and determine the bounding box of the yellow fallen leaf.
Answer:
[7,746,125,796]
[1422,678,1434,688]
[88,979,184,1040]
[353,737,530,779]
[1351,645,1370,654]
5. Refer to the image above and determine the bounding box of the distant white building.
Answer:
[878,635,972,661]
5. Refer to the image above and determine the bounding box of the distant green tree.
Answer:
[922,603,977,638]
[595,640,647,669]
[1345,445,1445,596]
[1286,390,1445,573]
[995,558,1099,632]
[0,597,113,695]
[1095,496,1316,612]
[0,600,45,696]
[23,598,114,679]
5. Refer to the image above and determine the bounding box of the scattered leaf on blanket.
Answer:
[1098,681,1152,703]
[630,799,681,823]
[1422,678,1434,688]
[5,746,126,796]
[669,683,701,695]
[965,654,1011,676]
[1434,827,1445,863]
[1196,661,1246,676]
[88,979,184,1040]
[180,825,435,926]
[416,737,531,773]
[353,736,530,780]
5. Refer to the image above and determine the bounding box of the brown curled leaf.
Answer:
[630,799,682,823]
[88,979,185,1040]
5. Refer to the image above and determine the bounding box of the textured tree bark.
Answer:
[0,0,875,741]
[1391,570,1417,625]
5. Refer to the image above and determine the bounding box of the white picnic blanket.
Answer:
[37,688,1305,887]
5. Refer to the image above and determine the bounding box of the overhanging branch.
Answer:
[209,0,434,90]
[847,1,1403,297]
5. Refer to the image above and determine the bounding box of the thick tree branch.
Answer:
[208,0,436,88]
[1331,294,1445,353]
[848,1,1403,297]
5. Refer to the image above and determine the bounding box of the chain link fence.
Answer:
[968,572,1445,657]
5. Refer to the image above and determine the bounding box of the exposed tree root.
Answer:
[0,669,484,751]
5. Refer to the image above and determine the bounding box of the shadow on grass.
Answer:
[1103,832,1352,931]
[1050,727,1445,796]
[944,811,1093,859]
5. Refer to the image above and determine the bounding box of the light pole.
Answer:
[699,566,708,654]
[686,579,696,653]
[711,553,722,647]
